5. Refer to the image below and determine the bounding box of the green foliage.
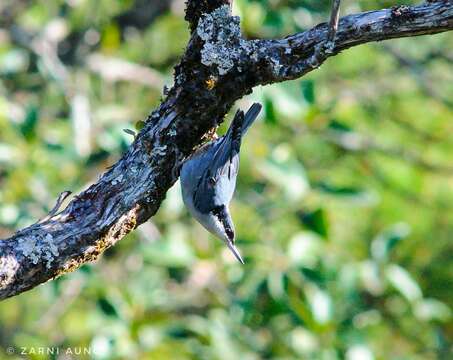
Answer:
[1,1,453,359]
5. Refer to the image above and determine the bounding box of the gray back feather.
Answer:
[191,103,262,213]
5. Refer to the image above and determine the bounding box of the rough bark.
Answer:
[1,1,452,300]
[185,0,232,32]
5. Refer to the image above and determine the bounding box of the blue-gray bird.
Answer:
[180,103,262,264]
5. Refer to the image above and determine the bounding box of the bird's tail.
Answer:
[225,102,262,156]
[241,102,262,134]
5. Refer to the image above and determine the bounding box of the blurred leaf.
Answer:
[0,204,19,225]
[91,335,114,359]
[371,223,410,262]
[0,49,29,74]
[300,267,325,285]
[315,182,364,196]
[290,327,319,356]
[359,260,384,295]
[86,150,110,166]
[298,208,328,239]
[97,297,119,318]
[263,10,284,30]
[259,82,306,119]
[19,106,39,142]
[288,280,314,328]
[267,271,286,300]
[0,143,19,164]
[287,232,322,267]
[145,14,189,66]
[346,345,374,360]
[263,96,277,125]
[102,22,121,51]
[257,144,309,201]
[414,298,452,322]
[135,120,146,131]
[300,80,315,104]
[315,181,378,205]
[386,264,422,303]
[143,225,195,267]
[305,284,332,325]
[327,119,352,132]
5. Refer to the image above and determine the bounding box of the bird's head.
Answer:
[198,204,244,264]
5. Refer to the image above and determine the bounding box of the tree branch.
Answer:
[185,0,232,33]
[1,1,452,300]
[250,1,453,83]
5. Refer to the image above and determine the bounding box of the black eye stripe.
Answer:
[211,205,234,241]
[211,205,224,217]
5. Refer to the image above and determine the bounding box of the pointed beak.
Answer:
[226,241,245,264]
[211,205,243,263]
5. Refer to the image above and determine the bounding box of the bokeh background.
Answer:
[1,0,453,359]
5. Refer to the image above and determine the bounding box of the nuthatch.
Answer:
[180,103,262,264]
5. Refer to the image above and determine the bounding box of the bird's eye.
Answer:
[209,177,216,186]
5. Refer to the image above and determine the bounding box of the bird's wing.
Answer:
[192,112,243,212]
[192,137,239,212]
[206,103,262,181]
[212,109,243,178]
[192,104,261,213]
